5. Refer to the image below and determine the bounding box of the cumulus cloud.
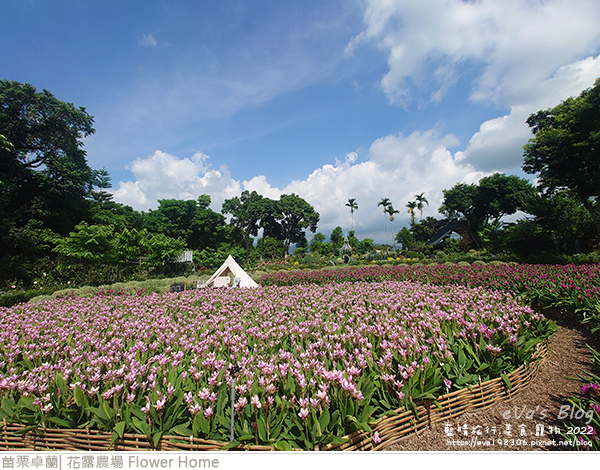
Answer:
[112,134,483,242]
[112,0,600,244]
[348,0,600,106]
[347,0,600,178]
[112,150,241,211]
[458,56,600,171]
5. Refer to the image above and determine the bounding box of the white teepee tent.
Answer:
[204,255,259,288]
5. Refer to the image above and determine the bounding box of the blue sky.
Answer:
[2,0,600,243]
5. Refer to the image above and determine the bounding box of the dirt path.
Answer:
[385,308,600,451]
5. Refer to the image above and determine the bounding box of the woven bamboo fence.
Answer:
[0,343,548,452]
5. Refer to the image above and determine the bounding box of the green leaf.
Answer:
[501,373,512,390]
[221,440,241,450]
[215,413,230,428]
[273,440,293,451]
[318,408,330,431]
[311,418,322,440]
[152,431,163,448]
[74,385,88,408]
[324,435,349,447]
[132,417,149,436]
[359,403,372,424]
[257,416,267,442]
[346,415,371,434]
[113,421,126,439]
[169,424,192,437]
[55,374,67,396]
[193,413,210,436]
[48,416,70,427]
[237,432,254,442]
[1,397,15,418]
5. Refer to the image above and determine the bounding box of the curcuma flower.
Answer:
[582,383,599,396]
[250,395,262,409]
[298,408,309,420]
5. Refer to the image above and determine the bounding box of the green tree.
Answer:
[189,196,227,251]
[142,232,186,269]
[377,198,392,246]
[0,81,107,286]
[414,193,429,219]
[522,189,595,253]
[396,227,415,251]
[142,196,226,251]
[330,226,344,249]
[345,198,358,231]
[309,232,326,254]
[143,199,196,245]
[0,80,101,234]
[51,222,117,283]
[256,197,280,261]
[357,237,374,254]
[386,205,400,250]
[439,174,535,248]
[272,194,319,257]
[406,201,417,226]
[222,191,263,264]
[523,78,600,235]
[411,217,447,244]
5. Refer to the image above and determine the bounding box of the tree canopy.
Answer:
[439,173,535,248]
[0,80,103,234]
[523,78,600,234]
[273,194,319,257]
[222,190,264,263]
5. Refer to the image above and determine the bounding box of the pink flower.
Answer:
[250,395,262,409]
[141,397,151,413]
[203,406,213,418]
[582,383,599,396]
[189,403,202,415]
[234,397,247,413]
[372,431,381,444]
[298,408,309,420]
[443,379,452,392]
[153,394,166,410]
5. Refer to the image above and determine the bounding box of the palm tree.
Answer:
[415,193,429,219]
[386,205,400,251]
[345,198,358,231]
[406,201,417,226]
[377,198,392,247]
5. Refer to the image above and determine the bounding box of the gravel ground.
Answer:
[384,308,600,452]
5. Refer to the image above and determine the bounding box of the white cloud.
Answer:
[111,0,600,243]
[459,56,600,171]
[112,150,241,211]
[348,0,600,178]
[349,0,600,106]
[112,136,482,242]
[138,33,159,47]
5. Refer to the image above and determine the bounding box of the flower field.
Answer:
[262,263,600,330]
[0,278,554,450]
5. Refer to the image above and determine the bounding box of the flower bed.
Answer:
[261,263,600,330]
[0,281,554,450]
